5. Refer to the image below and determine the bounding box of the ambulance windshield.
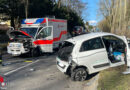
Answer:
[20,28,38,38]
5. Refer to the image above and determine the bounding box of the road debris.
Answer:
[24,60,33,63]
[29,68,35,71]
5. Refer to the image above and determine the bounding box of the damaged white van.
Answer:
[56,32,129,81]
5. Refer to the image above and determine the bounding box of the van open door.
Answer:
[34,26,53,52]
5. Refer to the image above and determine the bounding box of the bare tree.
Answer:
[57,0,61,8]
[25,0,28,18]
[98,0,130,36]
[57,0,86,17]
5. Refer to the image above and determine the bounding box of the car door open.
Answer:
[102,35,126,67]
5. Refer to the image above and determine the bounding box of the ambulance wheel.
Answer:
[71,68,87,81]
[31,48,40,57]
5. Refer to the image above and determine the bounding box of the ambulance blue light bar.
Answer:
[21,18,46,25]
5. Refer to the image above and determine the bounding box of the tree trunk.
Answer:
[58,0,61,8]
[25,0,28,19]
[11,16,15,28]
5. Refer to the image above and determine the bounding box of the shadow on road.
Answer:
[2,52,57,66]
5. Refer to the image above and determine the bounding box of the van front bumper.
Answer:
[56,57,69,73]
[7,43,29,56]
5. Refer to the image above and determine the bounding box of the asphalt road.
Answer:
[0,54,94,90]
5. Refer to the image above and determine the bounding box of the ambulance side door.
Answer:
[35,26,53,52]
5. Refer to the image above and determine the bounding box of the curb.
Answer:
[84,73,100,90]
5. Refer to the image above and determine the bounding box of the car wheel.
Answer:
[71,68,87,81]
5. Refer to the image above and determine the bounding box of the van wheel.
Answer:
[71,68,87,81]
[31,48,40,57]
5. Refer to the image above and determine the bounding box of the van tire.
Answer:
[31,48,40,57]
[71,68,87,81]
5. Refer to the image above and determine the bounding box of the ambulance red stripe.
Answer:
[33,40,53,45]
[41,19,47,24]
[53,31,67,41]
[33,30,67,45]
[26,23,34,24]
[48,19,67,23]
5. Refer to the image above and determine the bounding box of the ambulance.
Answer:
[7,18,67,56]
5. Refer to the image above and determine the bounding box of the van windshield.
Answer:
[58,41,74,61]
[20,28,38,38]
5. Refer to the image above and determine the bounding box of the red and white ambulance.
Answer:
[7,18,67,56]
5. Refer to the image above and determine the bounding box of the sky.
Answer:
[82,0,100,25]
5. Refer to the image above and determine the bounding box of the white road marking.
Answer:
[4,60,40,76]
